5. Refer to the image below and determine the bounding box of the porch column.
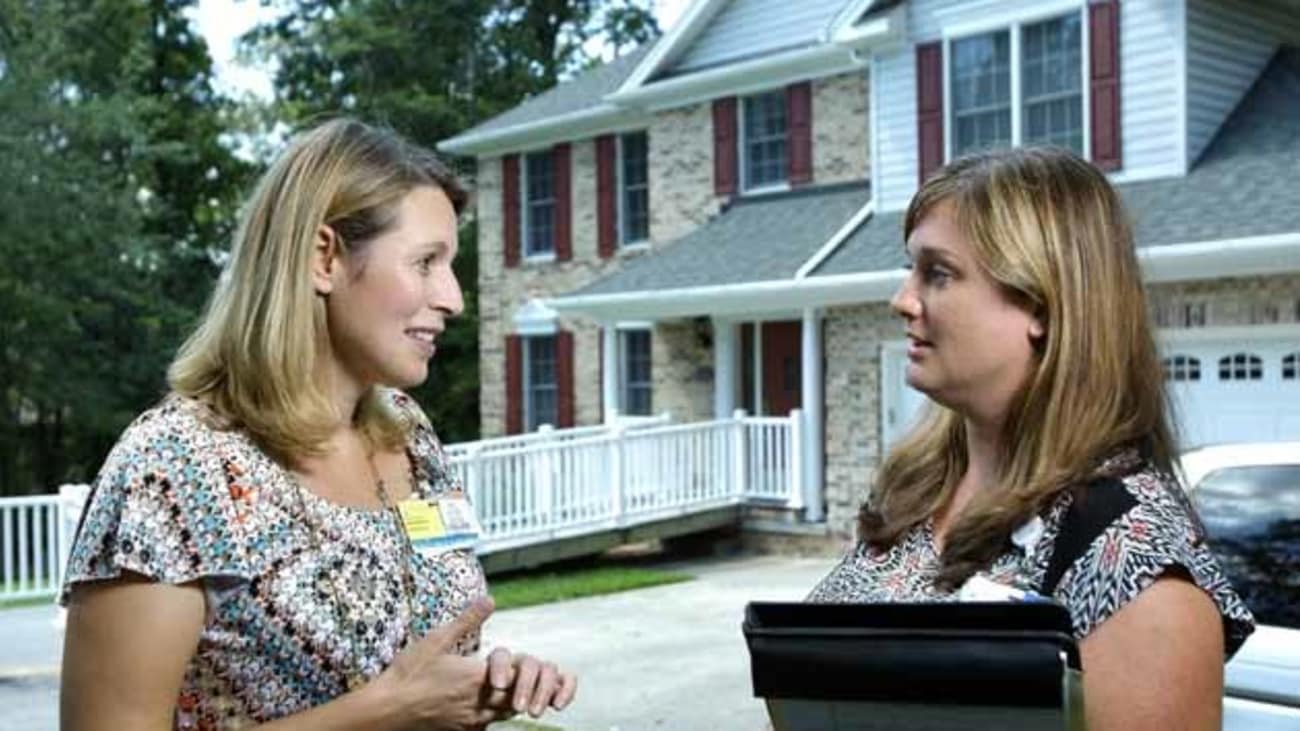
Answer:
[800,307,825,522]
[602,324,619,423]
[712,318,737,419]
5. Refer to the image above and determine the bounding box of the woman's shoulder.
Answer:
[62,394,265,598]
[1046,451,1255,653]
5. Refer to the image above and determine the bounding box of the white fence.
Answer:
[0,411,803,602]
[0,487,86,602]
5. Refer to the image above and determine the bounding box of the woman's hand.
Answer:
[367,596,514,730]
[482,645,578,719]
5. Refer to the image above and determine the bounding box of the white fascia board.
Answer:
[615,0,733,97]
[831,3,908,48]
[545,270,908,322]
[608,30,894,113]
[825,0,881,41]
[437,104,640,157]
[1138,234,1300,283]
[547,232,1300,323]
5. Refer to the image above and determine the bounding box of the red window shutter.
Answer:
[787,82,813,186]
[1089,1,1122,171]
[554,143,572,261]
[596,135,617,258]
[502,155,520,268]
[557,330,575,428]
[712,97,738,196]
[915,41,945,186]
[505,335,522,434]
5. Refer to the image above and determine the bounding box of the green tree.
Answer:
[0,0,249,493]
[244,0,659,442]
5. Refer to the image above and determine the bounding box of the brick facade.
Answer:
[475,71,872,437]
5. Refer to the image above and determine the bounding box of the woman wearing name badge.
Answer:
[807,147,1253,729]
[59,118,576,730]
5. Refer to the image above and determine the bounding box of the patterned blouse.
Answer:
[61,390,489,729]
[808,451,1255,657]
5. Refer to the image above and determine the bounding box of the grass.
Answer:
[0,595,54,611]
[489,560,693,611]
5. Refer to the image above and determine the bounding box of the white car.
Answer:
[1180,442,1300,730]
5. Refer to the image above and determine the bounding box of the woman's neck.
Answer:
[933,414,1005,549]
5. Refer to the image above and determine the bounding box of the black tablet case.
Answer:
[743,601,1084,730]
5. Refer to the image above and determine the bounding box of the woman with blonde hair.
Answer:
[60,118,575,730]
[808,147,1252,729]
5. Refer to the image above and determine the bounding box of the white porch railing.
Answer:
[0,487,86,602]
[1,410,804,602]
[443,412,672,459]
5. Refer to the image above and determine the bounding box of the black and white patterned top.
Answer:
[808,451,1255,657]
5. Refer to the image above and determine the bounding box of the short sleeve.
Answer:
[1052,472,1255,657]
[60,402,256,603]
[389,390,463,497]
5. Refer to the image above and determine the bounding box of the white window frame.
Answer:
[522,334,559,431]
[520,148,557,263]
[941,3,1091,162]
[739,89,791,195]
[618,326,653,416]
[616,131,651,249]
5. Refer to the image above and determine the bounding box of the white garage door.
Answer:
[1160,329,1300,447]
[881,328,1300,451]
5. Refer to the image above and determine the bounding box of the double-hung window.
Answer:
[949,11,1084,158]
[741,90,787,190]
[523,335,558,430]
[523,151,556,257]
[620,329,652,416]
[619,131,649,245]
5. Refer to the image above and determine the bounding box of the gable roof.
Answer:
[438,45,653,155]
[440,0,906,155]
[572,182,870,296]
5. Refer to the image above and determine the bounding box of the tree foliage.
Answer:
[0,0,658,494]
[0,0,250,493]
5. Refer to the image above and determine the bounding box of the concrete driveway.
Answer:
[0,553,835,731]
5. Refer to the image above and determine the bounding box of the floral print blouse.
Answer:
[61,390,488,729]
[808,451,1255,657]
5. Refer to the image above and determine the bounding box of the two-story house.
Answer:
[440,0,1300,541]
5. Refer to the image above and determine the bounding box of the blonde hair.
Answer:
[168,118,467,462]
[861,147,1177,589]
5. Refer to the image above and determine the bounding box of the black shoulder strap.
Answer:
[1039,477,1137,596]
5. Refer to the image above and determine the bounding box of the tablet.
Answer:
[743,601,1084,731]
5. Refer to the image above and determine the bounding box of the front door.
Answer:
[762,321,802,416]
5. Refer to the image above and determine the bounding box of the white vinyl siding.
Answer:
[876,0,1184,213]
[672,0,847,75]
[1186,0,1300,165]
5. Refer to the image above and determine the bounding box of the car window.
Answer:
[1193,465,1300,630]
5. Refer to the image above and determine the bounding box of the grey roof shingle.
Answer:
[570,181,870,296]
[815,45,1300,277]
[447,44,653,141]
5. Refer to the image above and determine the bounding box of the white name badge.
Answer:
[396,492,483,557]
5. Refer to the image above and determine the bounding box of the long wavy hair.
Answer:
[860,147,1178,589]
[168,118,467,462]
